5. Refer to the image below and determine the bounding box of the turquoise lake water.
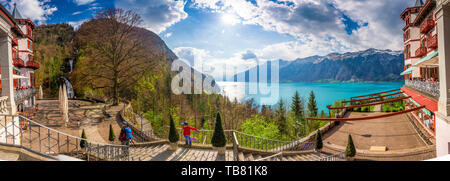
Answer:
[217,82,405,112]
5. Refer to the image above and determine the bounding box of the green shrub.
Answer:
[211,112,226,147]
[168,115,179,143]
[108,124,115,142]
[315,129,323,151]
[346,134,356,158]
[80,129,88,148]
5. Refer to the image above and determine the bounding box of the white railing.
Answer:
[0,115,129,161]
[405,80,440,97]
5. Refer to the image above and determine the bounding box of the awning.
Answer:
[400,67,417,75]
[414,51,439,67]
[13,67,21,72]
[409,98,433,116]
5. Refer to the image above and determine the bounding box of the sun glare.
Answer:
[221,13,240,26]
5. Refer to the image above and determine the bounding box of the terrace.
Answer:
[415,46,427,57]
[420,17,435,34]
[427,34,438,49]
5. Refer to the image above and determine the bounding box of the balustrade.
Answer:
[405,80,440,97]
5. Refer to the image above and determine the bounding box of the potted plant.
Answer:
[211,112,226,155]
[80,129,88,150]
[346,134,356,161]
[108,124,116,143]
[168,115,179,150]
[315,129,323,152]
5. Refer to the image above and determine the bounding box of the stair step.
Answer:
[294,155,308,161]
[254,155,262,160]
[0,151,19,161]
[238,152,245,161]
[286,156,296,161]
[246,154,254,161]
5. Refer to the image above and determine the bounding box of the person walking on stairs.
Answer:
[182,121,198,147]
[119,122,133,146]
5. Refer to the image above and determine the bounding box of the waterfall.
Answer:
[69,60,74,74]
[62,77,75,99]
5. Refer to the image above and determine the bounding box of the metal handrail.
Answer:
[254,152,283,161]
[0,115,129,161]
[232,131,239,161]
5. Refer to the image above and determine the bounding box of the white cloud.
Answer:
[72,11,82,15]
[68,19,88,29]
[164,32,172,38]
[4,0,57,24]
[192,0,410,58]
[115,0,188,34]
[74,0,95,5]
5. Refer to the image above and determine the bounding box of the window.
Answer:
[405,30,410,40]
[405,44,411,58]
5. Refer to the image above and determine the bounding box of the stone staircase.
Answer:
[128,143,331,161]
[238,151,331,161]
[129,144,235,161]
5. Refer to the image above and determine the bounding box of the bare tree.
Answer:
[75,9,158,105]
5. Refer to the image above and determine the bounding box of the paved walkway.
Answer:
[31,100,125,144]
[323,112,427,151]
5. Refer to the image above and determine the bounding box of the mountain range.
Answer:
[234,48,405,83]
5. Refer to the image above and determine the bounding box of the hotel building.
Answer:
[401,0,450,157]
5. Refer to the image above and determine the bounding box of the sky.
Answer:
[0,0,416,78]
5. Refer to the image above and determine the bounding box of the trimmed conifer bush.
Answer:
[169,115,179,143]
[346,134,356,158]
[315,129,323,151]
[108,124,116,142]
[211,112,226,147]
[80,129,88,148]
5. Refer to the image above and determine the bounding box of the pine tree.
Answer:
[291,91,304,118]
[108,124,116,142]
[80,129,88,148]
[169,115,179,143]
[308,91,318,117]
[211,112,226,147]
[346,134,356,158]
[276,99,288,136]
[315,129,323,151]
[320,110,326,118]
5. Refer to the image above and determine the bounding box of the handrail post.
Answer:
[232,131,239,161]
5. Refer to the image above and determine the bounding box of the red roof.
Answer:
[401,87,438,112]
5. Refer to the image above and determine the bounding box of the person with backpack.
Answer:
[182,121,198,147]
[119,122,133,146]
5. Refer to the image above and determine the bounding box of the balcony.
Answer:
[12,38,18,47]
[420,18,435,34]
[427,34,438,49]
[405,80,440,98]
[14,88,36,104]
[26,61,40,70]
[13,58,25,68]
[415,47,427,58]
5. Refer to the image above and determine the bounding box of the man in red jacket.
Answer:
[182,121,198,147]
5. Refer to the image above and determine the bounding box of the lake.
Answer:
[216,82,405,112]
